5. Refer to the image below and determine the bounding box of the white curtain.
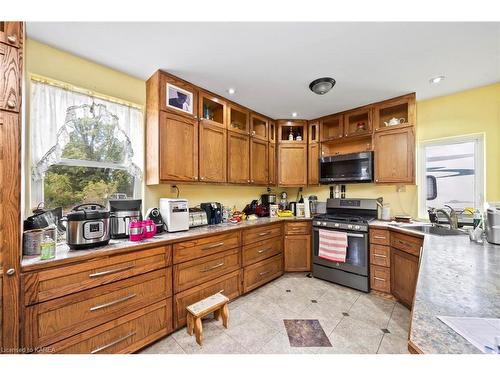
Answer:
[30,80,144,206]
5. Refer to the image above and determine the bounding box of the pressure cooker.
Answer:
[65,203,111,250]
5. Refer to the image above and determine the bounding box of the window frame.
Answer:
[417,133,485,219]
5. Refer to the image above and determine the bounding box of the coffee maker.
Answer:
[200,202,223,225]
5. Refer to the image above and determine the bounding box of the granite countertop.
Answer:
[370,220,500,354]
[21,216,311,272]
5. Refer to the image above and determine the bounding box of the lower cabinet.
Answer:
[173,270,241,329]
[284,234,311,272]
[50,299,172,354]
[243,254,283,293]
[391,248,419,308]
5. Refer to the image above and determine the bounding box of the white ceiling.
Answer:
[27,22,500,119]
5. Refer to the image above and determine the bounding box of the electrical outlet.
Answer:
[170,185,178,193]
[396,185,406,193]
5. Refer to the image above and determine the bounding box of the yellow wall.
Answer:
[25,39,500,217]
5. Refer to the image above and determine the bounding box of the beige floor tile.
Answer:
[140,335,185,354]
[328,316,384,354]
[224,314,279,353]
[377,334,410,354]
[347,293,395,328]
[257,333,316,354]
[387,303,411,338]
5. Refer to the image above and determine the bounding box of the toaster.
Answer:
[159,198,189,232]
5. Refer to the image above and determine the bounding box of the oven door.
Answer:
[312,227,368,276]
[319,151,373,183]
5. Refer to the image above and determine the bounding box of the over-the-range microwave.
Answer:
[319,151,374,184]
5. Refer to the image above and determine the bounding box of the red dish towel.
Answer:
[318,229,348,263]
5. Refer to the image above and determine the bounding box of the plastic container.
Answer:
[40,235,56,260]
[142,219,157,239]
[129,220,144,241]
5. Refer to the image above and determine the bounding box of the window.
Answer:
[30,78,143,213]
[418,134,484,218]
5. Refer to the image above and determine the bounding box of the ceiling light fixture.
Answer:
[429,75,445,84]
[227,88,236,95]
[309,77,336,95]
[292,112,298,117]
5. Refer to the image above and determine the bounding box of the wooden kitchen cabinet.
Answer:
[199,91,227,129]
[250,113,268,141]
[0,43,20,112]
[373,93,416,131]
[278,144,307,186]
[158,112,199,183]
[391,248,419,308]
[344,106,372,138]
[0,275,2,349]
[227,131,250,184]
[159,72,198,119]
[374,125,415,184]
[0,22,21,48]
[268,142,276,185]
[199,122,227,182]
[250,137,268,185]
[284,234,311,272]
[227,103,249,135]
[320,114,343,141]
[308,143,319,185]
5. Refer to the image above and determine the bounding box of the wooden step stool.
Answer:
[186,292,229,346]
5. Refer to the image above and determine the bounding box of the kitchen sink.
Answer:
[390,224,467,236]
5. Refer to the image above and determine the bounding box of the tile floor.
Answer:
[140,273,411,354]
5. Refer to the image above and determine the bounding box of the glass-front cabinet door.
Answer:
[320,114,343,141]
[227,103,249,134]
[250,113,268,141]
[344,107,372,138]
[199,91,227,128]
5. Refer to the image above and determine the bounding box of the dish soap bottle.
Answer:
[40,235,56,260]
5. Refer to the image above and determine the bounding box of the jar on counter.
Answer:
[40,235,56,260]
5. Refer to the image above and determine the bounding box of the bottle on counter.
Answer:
[40,234,56,260]
[473,209,482,229]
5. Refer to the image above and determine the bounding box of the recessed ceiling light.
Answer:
[227,88,236,95]
[309,77,336,95]
[429,75,445,84]
[292,112,298,117]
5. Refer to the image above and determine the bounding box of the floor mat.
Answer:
[283,319,332,347]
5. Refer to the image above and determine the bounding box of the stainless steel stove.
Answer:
[312,198,379,292]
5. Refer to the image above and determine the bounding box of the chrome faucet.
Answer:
[436,205,459,229]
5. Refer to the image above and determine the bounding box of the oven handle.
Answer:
[313,228,366,238]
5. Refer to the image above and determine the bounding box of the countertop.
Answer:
[21,217,311,272]
[371,220,500,354]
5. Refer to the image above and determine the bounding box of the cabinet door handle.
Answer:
[90,293,137,312]
[257,247,272,254]
[202,242,224,250]
[373,235,386,240]
[7,100,15,109]
[373,254,387,258]
[259,270,270,277]
[374,277,386,282]
[258,231,271,237]
[201,262,225,272]
[91,332,136,354]
[6,268,15,276]
[7,35,17,44]
[89,265,134,278]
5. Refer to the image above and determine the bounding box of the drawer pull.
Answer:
[373,235,386,240]
[202,242,224,250]
[7,35,17,44]
[373,277,386,282]
[259,270,270,277]
[396,239,409,247]
[7,100,16,109]
[257,247,272,254]
[373,254,387,258]
[89,265,134,278]
[201,262,225,273]
[90,332,136,354]
[258,231,271,237]
[89,293,137,312]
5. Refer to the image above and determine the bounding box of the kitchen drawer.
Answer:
[50,299,172,354]
[174,270,241,328]
[370,244,390,267]
[173,231,240,264]
[243,254,283,293]
[242,236,282,267]
[173,248,240,293]
[24,268,171,348]
[23,246,172,305]
[370,229,390,245]
[285,221,311,235]
[243,224,282,245]
[370,265,390,293]
[391,232,422,257]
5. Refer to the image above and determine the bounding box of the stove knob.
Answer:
[347,224,353,229]
[334,223,340,227]
[314,221,320,226]
[354,225,360,230]
[322,222,327,226]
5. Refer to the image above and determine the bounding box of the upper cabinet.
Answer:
[250,137,268,185]
[250,113,268,141]
[344,106,372,138]
[227,103,249,135]
[268,120,276,143]
[308,121,320,185]
[278,120,308,187]
[0,22,21,48]
[227,131,250,184]
[278,120,307,144]
[199,91,227,128]
[199,122,227,183]
[320,114,343,141]
[373,93,416,131]
[159,72,198,120]
[0,43,20,112]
